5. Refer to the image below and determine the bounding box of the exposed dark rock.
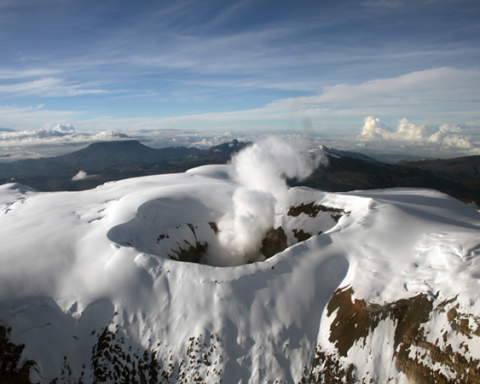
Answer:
[0,325,36,384]
[260,227,288,259]
[308,347,354,384]
[91,326,164,384]
[168,241,208,264]
[288,203,348,222]
[292,229,312,242]
[307,286,480,384]
[208,222,218,235]
[157,233,169,242]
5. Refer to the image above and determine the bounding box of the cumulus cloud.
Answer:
[357,116,387,140]
[383,119,427,141]
[358,116,476,150]
[427,124,473,149]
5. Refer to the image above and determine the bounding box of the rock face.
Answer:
[308,287,480,384]
[0,326,35,384]
[3,288,479,384]
[260,227,288,259]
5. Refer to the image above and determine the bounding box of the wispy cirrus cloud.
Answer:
[0,77,110,98]
[2,67,480,135]
[0,69,59,79]
[280,67,480,109]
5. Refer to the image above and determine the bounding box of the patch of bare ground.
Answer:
[306,287,480,384]
[287,203,349,223]
[292,229,312,242]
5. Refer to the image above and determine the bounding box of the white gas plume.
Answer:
[211,136,326,266]
[71,170,98,181]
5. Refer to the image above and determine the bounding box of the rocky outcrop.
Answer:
[307,287,480,384]
[0,326,36,384]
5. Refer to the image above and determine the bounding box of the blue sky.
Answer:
[1,0,480,159]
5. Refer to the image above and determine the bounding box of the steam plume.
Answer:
[211,136,325,266]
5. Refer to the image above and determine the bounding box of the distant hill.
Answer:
[291,152,480,204]
[400,155,480,180]
[322,146,381,162]
[0,140,202,178]
[1,140,479,204]
[56,140,201,167]
[0,140,247,191]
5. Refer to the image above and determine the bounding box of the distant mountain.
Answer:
[321,145,381,162]
[55,140,201,167]
[0,140,201,177]
[0,140,248,191]
[400,155,480,182]
[1,140,479,205]
[292,152,480,204]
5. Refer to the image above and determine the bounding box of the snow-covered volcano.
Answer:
[0,143,479,383]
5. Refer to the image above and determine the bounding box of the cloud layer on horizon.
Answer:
[357,116,480,157]
[0,125,279,161]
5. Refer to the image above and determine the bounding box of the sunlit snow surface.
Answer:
[0,164,479,383]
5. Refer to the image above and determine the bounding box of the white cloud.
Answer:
[357,116,387,140]
[0,67,479,135]
[358,116,476,151]
[0,69,59,79]
[383,118,427,141]
[0,104,81,131]
[0,123,127,143]
[0,78,110,97]
[293,67,480,108]
[0,123,133,161]
[72,170,98,181]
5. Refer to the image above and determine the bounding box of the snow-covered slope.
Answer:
[0,163,479,383]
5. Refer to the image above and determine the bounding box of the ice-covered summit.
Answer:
[0,139,479,383]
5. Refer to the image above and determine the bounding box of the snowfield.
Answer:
[0,162,479,383]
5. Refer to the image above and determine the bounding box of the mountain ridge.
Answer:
[1,139,479,205]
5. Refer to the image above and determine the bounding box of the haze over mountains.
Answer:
[1,139,479,206]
